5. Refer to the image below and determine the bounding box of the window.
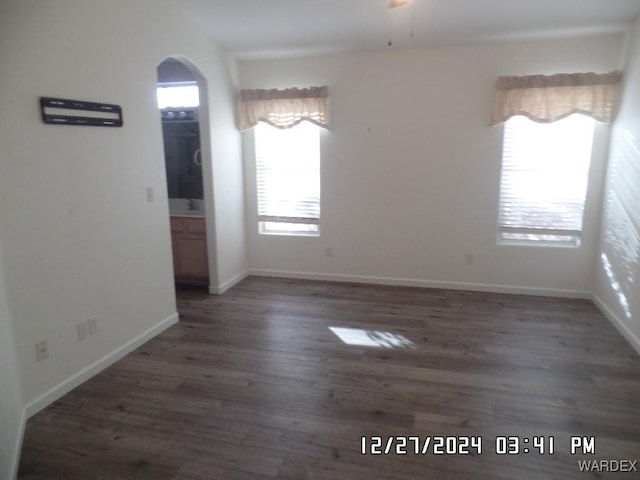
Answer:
[255,121,320,236]
[157,82,199,108]
[498,114,595,246]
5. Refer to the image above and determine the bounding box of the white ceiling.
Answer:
[178,0,640,59]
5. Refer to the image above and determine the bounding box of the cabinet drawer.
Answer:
[170,217,185,232]
[170,216,205,233]
[186,217,206,233]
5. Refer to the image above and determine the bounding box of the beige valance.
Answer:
[238,86,330,131]
[491,71,622,125]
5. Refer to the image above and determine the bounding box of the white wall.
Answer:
[0,248,24,480]
[0,1,244,477]
[593,19,640,354]
[240,35,623,296]
[207,49,249,293]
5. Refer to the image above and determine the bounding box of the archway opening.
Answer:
[156,57,216,291]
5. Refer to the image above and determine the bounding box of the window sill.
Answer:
[259,231,320,238]
[259,221,319,237]
[497,239,580,248]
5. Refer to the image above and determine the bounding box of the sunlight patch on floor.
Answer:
[329,326,415,349]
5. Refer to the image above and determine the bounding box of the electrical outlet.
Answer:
[77,322,89,340]
[325,246,333,257]
[35,340,48,361]
[464,254,474,266]
[146,187,154,202]
[88,316,98,335]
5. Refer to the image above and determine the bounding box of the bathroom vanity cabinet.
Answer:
[170,216,209,286]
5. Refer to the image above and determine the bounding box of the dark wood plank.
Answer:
[18,277,640,479]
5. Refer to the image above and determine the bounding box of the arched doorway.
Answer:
[156,56,217,291]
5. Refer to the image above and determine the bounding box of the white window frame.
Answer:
[497,114,596,247]
[254,122,321,237]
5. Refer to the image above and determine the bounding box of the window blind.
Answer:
[498,115,595,244]
[255,122,320,230]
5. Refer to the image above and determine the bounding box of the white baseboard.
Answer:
[209,270,248,295]
[24,312,179,418]
[248,269,591,299]
[592,294,640,356]
[10,408,26,480]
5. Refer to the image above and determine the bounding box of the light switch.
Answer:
[36,340,48,361]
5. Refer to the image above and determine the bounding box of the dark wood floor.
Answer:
[18,277,640,479]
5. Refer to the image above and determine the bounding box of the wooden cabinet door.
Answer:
[170,216,209,284]
[171,231,180,275]
[175,235,208,277]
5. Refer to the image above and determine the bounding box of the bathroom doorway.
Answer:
[156,57,215,289]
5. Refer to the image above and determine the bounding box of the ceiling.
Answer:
[178,0,640,59]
